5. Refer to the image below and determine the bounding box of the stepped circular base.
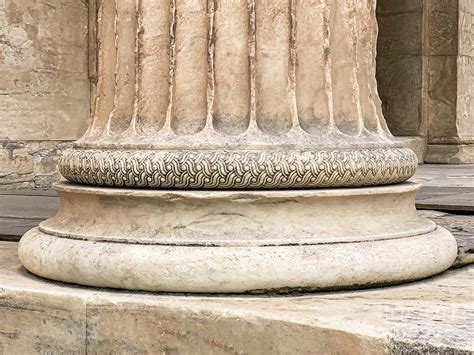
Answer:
[18,182,457,293]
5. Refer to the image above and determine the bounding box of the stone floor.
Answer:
[412,164,474,212]
[0,241,472,354]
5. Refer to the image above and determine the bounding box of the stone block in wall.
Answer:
[424,0,474,163]
[426,56,459,143]
[376,0,425,159]
[0,141,72,190]
[377,56,423,136]
[376,10,422,57]
[426,144,474,164]
[456,0,474,143]
[376,0,422,14]
[459,0,474,57]
[456,55,474,140]
[377,0,473,164]
[0,0,89,188]
[0,0,90,141]
[426,0,459,56]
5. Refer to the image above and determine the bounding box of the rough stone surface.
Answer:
[411,163,474,188]
[427,143,474,164]
[397,136,427,163]
[424,0,473,163]
[1,241,473,354]
[376,0,474,164]
[0,0,90,188]
[1,0,472,189]
[0,141,71,189]
[376,0,423,137]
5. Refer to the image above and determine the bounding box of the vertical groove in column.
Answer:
[205,0,216,130]
[164,0,177,131]
[255,0,292,135]
[130,0,141,134]
[323,0,335,132]
[329,0,363,136]
[108,0,138,135]
[213,0,251,135]
[134,0,171,135]
[288,0,298,130]
[171,0,208,135]
[248,0,257,128]
[367,0,390,134]
[295,0,333,134]
[354,0,381,133]
[89,0,117,137]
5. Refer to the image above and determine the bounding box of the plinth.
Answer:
[19,0,457,292]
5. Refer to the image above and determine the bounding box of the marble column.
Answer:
[18,0,457,293]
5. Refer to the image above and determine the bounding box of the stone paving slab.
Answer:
[416,187,474,212]
[410,164,474,188]
[0,241,472,354]
[0,190,58,240]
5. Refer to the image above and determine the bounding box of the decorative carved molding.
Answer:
[59,147,417,189]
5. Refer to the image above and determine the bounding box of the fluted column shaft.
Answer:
[59,0,417,188]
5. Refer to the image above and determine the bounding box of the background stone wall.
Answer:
[0,0,89,189]
[377,0,424,137]
[427,0,474,163]
[377,0,474,163]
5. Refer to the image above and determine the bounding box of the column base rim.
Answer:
[19,226,457,293]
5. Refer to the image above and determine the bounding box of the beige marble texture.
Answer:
[17,0,457,293]
[1,242,473,354]
[0,0,89,141]
[18,182,457,293]
[0,0,90,188]
[0,141,72,189]
[58,0,417,191]
[1,0,472,190]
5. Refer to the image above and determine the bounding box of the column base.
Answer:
[18,182,457,293]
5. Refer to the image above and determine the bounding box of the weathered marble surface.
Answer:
[59,0,417,190]
[0,0,90,188]
[18,181,457,293]
[376,0,474,164]
[1,242,473,354]
[0,141,71,189]
[376,0,424,137]
[411,164,474,188]
[17,0,456,293]
[427,144,474,164]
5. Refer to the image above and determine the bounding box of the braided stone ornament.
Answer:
[58,147,418,189]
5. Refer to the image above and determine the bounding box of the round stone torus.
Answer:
[58,147,417,189]
[17,182,458,293]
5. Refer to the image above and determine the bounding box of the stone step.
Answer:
[0,241,471,354]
